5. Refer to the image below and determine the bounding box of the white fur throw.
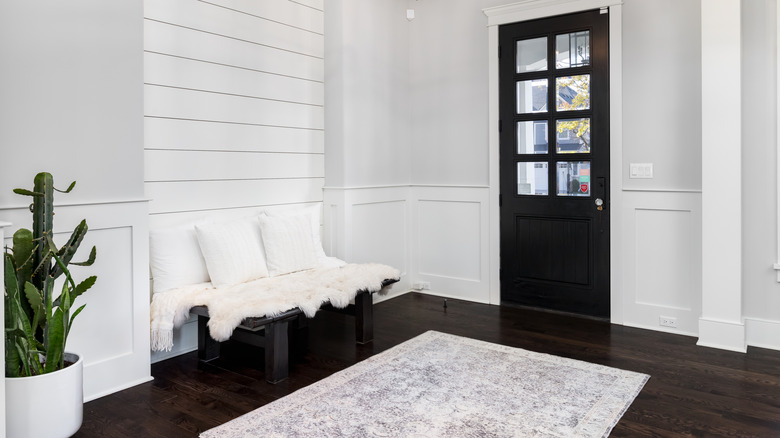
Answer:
[150,263,400,352]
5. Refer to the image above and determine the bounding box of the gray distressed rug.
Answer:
[201,331,649,438]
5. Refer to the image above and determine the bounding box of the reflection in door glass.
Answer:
[516,37,548,73]
[517,162,548,195]
[557,161,590,196]
[556,31,590,68]
[556,118,590,153]
[556,75,590,111]
[516,79,548,114]
[517,121,548,154]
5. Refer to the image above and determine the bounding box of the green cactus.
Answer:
[4,172,97,377]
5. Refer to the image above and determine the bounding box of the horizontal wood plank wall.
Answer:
[144,0,324,218]
[144,0,324,361]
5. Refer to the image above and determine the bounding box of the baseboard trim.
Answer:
[697,317,746,352]
[745,317,780,350]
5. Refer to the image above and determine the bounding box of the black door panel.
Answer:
[499,9,610,318]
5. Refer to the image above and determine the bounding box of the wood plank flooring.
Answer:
[74,293,780,437]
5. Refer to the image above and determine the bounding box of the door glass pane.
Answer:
[556,75,590,111]
[556,118,590,153]
[516,79,548,114]
[557,161,590,196]
[518,121,548,154]
[516,37,547,73]
[517,162,548,195]
[556,31,590,68]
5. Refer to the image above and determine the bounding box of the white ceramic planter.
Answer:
[5,352,84,438]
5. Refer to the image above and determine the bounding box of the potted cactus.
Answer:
[4,172,97,438]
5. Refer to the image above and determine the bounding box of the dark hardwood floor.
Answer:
[75,293,780,437]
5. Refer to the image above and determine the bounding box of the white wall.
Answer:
[324,0,411,188]
[0,1,144,205]
[409,0,490,186]
[144,0,330,361]
[326,0,780,351]
[0,0,151,402]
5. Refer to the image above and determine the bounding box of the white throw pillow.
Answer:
[149,225,210,293]
[195,216,269,287]
[258,213,318,276]
[265,204,328,262]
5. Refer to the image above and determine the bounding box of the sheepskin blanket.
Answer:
[150,263,400,352]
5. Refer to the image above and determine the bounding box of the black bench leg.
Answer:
[198,315,221,362]
[355,291,374,344]
[265,320,290,383]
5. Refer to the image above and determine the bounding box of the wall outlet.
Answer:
[659,316,677,328]
[412,281,431,291]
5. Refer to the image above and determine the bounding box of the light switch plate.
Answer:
[629,163,653,179]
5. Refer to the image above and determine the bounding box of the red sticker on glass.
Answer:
[580,183,588,193]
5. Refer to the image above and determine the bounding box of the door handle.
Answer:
[595,176,607,211]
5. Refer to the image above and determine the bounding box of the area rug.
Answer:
[201,331,649,438]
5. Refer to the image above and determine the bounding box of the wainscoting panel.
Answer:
[621,191,702,336]
[413,187,491,304]
[323,187,410,304]
[1,201,152,401]
[324,186,491,305]
[417,201,481,283]
[351,201,407,271]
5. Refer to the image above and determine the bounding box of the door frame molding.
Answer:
[483,0,624,324]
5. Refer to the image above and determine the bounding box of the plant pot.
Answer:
[5,352,84,438]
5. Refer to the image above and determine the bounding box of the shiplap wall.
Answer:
[144,0,324,218]
[144,0,324,360]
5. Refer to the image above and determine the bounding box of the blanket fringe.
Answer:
[151,328,174,352]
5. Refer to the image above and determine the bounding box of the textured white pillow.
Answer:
[265,204,328,262]
[258,213,318,276]
[149,225,210,293]
[195,216,269,288]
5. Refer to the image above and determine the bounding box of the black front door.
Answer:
[499,9,610,318]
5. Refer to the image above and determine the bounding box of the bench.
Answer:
[192,281,396,383]
[149,206,400,383]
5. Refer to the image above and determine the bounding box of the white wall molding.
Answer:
[1,201,152,401]
[745,317,780,350]
[699,0,745,352]
[483,0,622,26]
[413,186,491,304]
[698,318,747,353]
[324,185,491,304]
[323,186,411,304]
[484,0,624,312]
